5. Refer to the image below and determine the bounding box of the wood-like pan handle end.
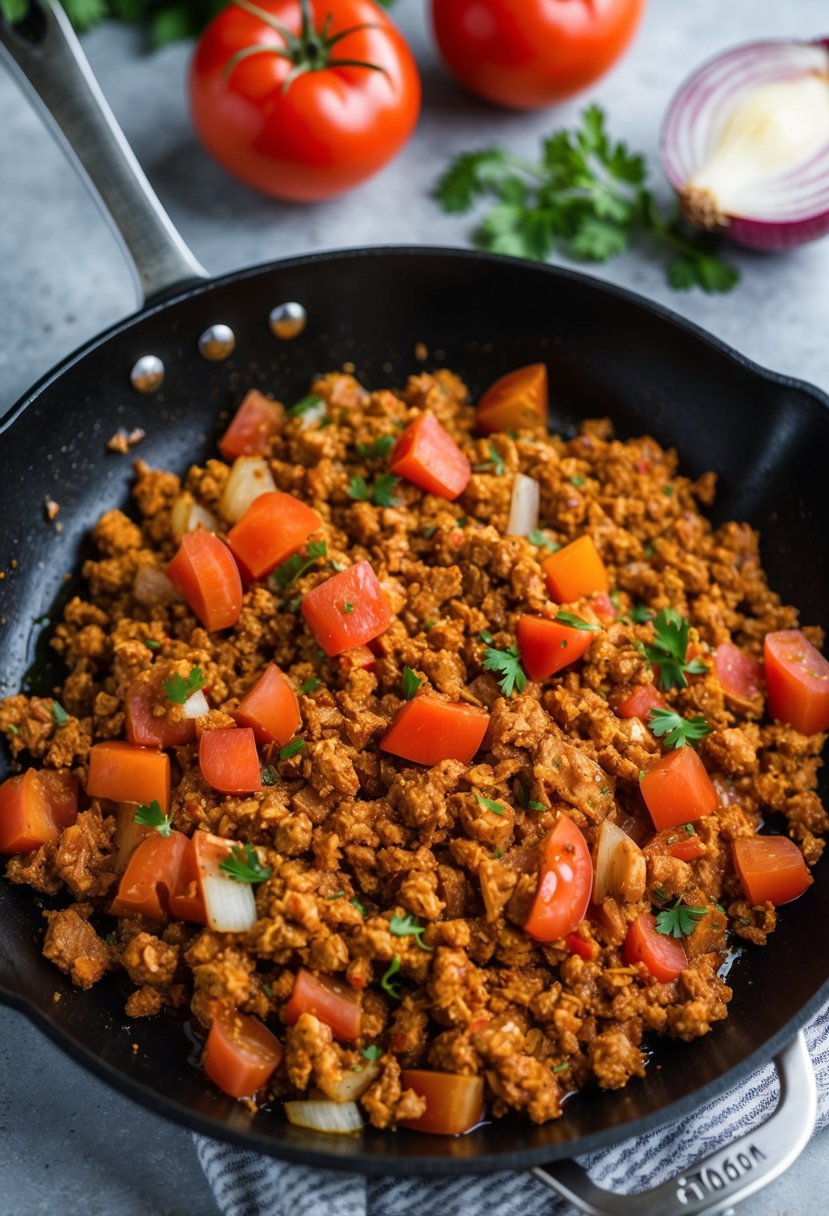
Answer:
[532,1032,817,1216]
[0,1,209,306]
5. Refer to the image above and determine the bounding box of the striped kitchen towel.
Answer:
[195,1001,829,1216]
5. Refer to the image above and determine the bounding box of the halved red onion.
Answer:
[661,39,829,250]
[506,473,540,536]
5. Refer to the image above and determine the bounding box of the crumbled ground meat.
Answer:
[2,366,825,1132]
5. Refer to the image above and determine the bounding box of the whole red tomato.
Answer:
[431,0,645,111]
[189,0,420,202]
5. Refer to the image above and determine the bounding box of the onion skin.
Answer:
[661,38,829,252]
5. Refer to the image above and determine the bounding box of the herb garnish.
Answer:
[219,843,272,884]
[298,676,320,695]
[143,637,161,650]
[649,707,711,749]
[350,897,368,917]
[435,105,738,293]
[163,667,205,704]
[271,540,327,590]
[261,765,278,786]
[483,645,527,697]
[51,700,69,726]
[655,899,709,938]
[477,795,506,817]
[380,955,403,998]
[401,666,422,701]
[389,913,432,951]
[555,611,601,632]
[630,603,654,624]
[134,800,173,837]
[478,630,494,645]
[357,435,395,460]
[474,441,505,476]
[527,529,559,552]
[347,473,401,507]
[643,608,708,690]
[516,782,545,812]
[288,393,324,417]
[361,1044,383,1061]
[279,739,305,760]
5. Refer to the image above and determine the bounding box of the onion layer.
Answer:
[593,819,646,905]
[506,474,540,537]
[219,456,277,524]
[284,1100,363,1134]
[661,39,829,250]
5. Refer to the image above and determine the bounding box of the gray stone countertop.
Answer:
[1,0,828,1212]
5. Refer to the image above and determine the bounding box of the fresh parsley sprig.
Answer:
[473,441,505,476]
[483,645,527,697]
[219,843,272,884]
[436,105,738,294]
[380,954,403,998]
[655,899,709,938]
[401,667,422,701]
[134,799,173,837]
[642,608,708,691]
[649,707,711,750]
[271,540,327,590]
[288,393,324,418]
[389,913,432,952]
[347,473,401,507]
[163,667,205,704]
[356,435,395,461]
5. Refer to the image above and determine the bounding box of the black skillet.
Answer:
[0,5,827,1212]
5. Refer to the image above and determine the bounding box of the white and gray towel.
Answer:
[195,1001,829,1216]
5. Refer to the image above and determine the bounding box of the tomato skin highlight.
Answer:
[199,728,262,795]
[714,642,764,710]
[732,836,812,907]
[283,968,362,1041]
[166,531,243,632]
[624,913,687,982]
[542,535,609,603]
[432,0,645,111]
[301,560,392,657]
[764,630,829,735]
[399,1071,485,1135]
[380,698,489,766]
[110,830,189,919]
[523,816,593,942]
[204,1008,283,1099]
[125,677,196,749]
[614,684,667,720]
[218,390,281,461]
[233,665,300,747]
[476,363,548,435]
[390,413,471,501]
[189,0,421,202]
[227,491,321,582]
[639,747,717,832]
[87,741,171,810]
[517,614,594,680]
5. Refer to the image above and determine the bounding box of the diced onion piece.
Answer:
[196,839,258,932]
[284,1100,363,1134]
[219,456,277,524]
[170,493,218,544]
[506,473,540,537]
[319,1062,381,1103]
[113,802,150,873]
[182,689,210,719]
[593,819,646,904]
[133,564,178,606]
[297,400,327,430]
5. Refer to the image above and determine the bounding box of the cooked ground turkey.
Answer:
[1,368,826,1130]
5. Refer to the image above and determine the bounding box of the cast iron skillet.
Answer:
[1,5,826,1212]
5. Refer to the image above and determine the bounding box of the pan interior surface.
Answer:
[0,249,827,1173]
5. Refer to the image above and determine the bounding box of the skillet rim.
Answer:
[1,244,827,1174]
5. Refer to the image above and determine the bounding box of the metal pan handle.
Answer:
[0,0,208,305]
[532,1033,816,1216]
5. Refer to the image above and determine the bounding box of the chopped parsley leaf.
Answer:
[163,668,205,704]
[325,891,345,901]
[477,795,505,816]
[219,843,272,884]
[356,435,395,460]
[51,700,69,726]
[655,899,709,939]
[143,637,160,650]
[299,677,320,695]
[350,897,368,917]
[555,611,600,632]
[288,393,324,417]
[361,1044,384,1061]
[570,474,585,487]
[630,603,653,624]
[380,955,403,998]
[271,540,327,590]
[134,800,173,837]
[483,645,527,697]
[389,912,432,951]
[261,765,278,786]
[478,630,494,644]
[401,666,422,701]
[279,739,305,760]
[527,529,560,552]
[649,707,711,749]
[474,441,505,476]
[643,608,708,690]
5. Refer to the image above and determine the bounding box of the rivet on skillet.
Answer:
[198,324,236,361]
[269,301,307,340]
[130,355,165,394]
